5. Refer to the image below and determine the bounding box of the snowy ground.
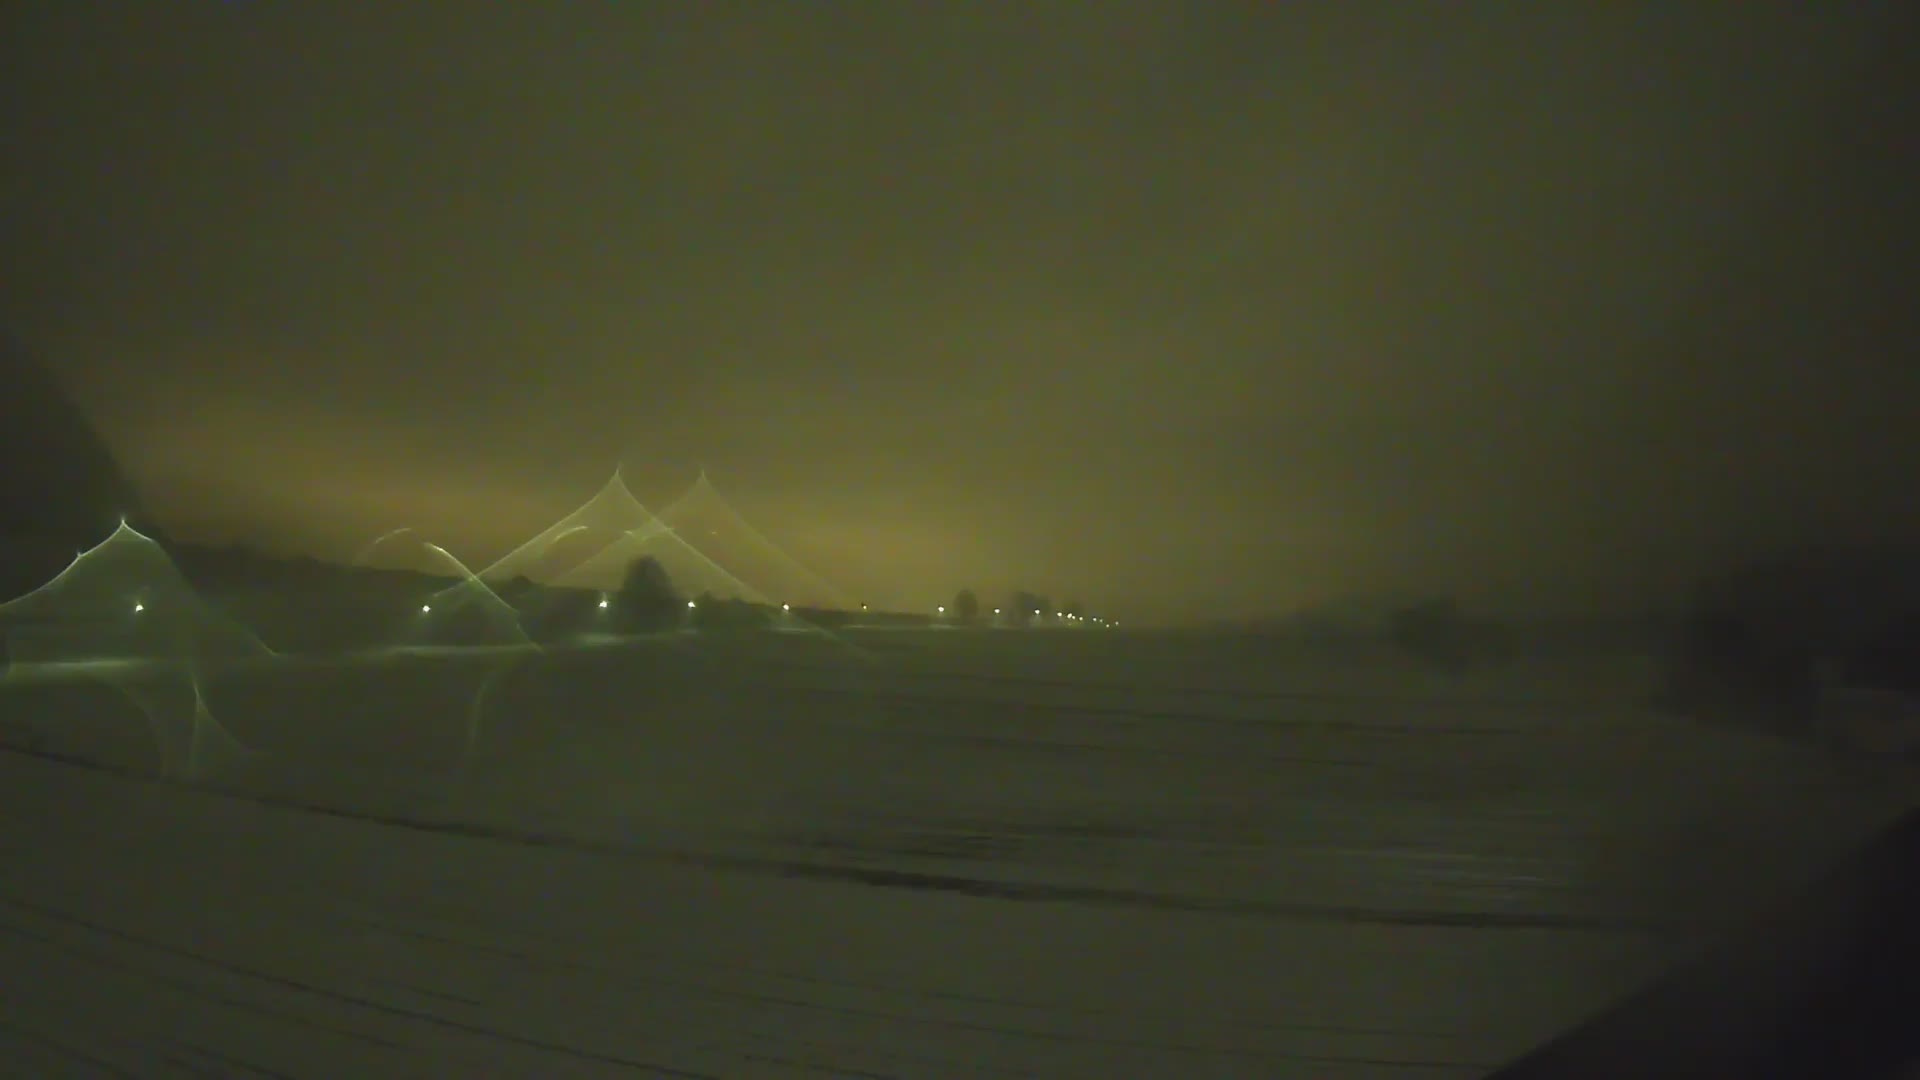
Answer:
[3,629,1916,1077]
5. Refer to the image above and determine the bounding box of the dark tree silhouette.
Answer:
[1008,591,1049,627]
[692,591,771,631]
[952,588,980,624]
[1848,611,1920,694]
[1661,547,1920,735]
[1389,596,1472,672]
[523,586,605,643]
[608,555,683,633]
[499,574,542,618]
[419,595,510,648]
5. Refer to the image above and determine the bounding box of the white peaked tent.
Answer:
[473,467,664,586]
[475,466,857,612]
[1,333,159,603]
[0,521,275,668]
[651,469,858,611]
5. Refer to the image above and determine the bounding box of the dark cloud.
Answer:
[4,4,1915,621]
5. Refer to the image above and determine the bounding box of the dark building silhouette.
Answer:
[0,332,153,602]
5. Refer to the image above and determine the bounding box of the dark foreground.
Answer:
[3,634,1917,1076]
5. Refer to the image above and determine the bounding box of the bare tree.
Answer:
[952,587,980,623]
[609,555,683,633]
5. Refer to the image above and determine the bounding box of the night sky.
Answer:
[4,4,1915,623]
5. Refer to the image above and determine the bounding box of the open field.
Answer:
[4,628,1916,1076]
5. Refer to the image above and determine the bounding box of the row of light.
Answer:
[936,605,1114,626]
[142,595,1105,622]
[419,598,797,614]
[418,599,1104,625]
[134,597,1112,629]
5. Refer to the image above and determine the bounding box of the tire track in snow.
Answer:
[0,893,721,1078]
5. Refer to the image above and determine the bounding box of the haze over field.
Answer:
[4,4,1917,623]
[4,4,1920,1076]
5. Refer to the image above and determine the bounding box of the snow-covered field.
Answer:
[4,629,1916,1077]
